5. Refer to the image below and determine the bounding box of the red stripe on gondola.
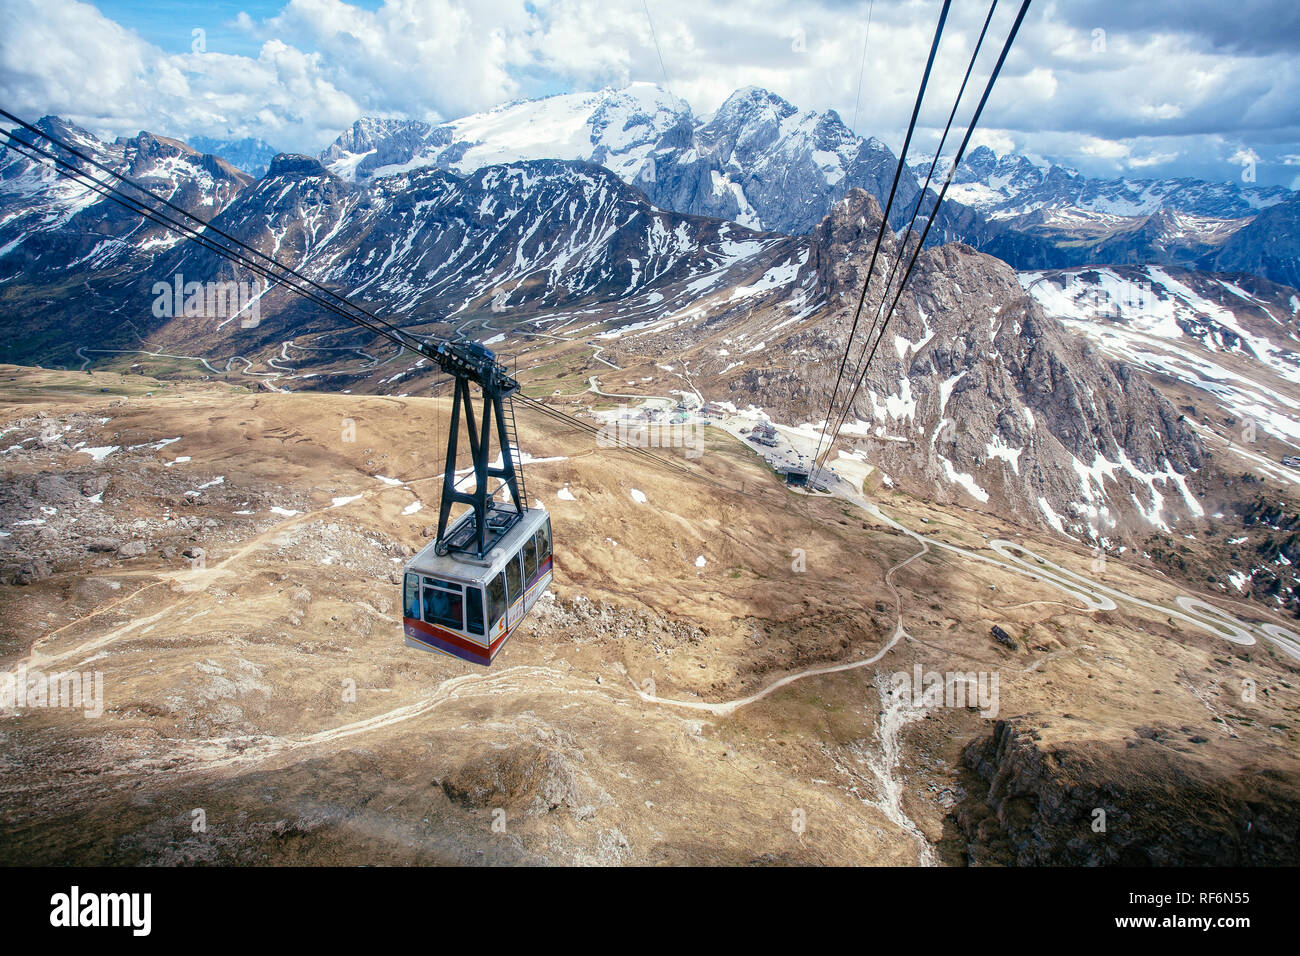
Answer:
[407,629,488,664]
[404,617,512,663]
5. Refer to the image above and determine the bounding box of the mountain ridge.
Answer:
[314,84,1297,287]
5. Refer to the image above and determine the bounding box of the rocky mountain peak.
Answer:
[714,86,799,122]
[119,130,198,168]
[33,115,97,146]
[963,144,998,176]
[812,188,894,291]
[267,154,331,179]
[778,197,1208,537]
[330,116,433,156]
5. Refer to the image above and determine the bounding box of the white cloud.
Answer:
[1079,135,1132,160]
[969,128,1019,157]
[263,0,539,124]
[1136,102,1185,121]
[0,0,362,149]
[1127,150,1179,168]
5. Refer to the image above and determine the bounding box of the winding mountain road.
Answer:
[627,488,1300,721]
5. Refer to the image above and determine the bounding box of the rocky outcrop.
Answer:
[951,720,1300,865]
[439,742,610,819]
[796,190,1208,539]
[1206,196,1300,290]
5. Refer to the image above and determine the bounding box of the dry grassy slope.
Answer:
[1,365,1297,865]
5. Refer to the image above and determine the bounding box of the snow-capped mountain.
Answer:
[940,145,1290,221]
[322,84,692,186]
[192,153,792,325]
[0,128,796,372]
[317,85,1299,290]
[929,145,1299,287]
[638,87,920,236]
[320,84,922,236]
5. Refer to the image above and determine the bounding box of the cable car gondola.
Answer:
[402,507,552,664]
[399,340,553,665]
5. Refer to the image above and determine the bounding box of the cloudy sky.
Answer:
[2,0,1298,187]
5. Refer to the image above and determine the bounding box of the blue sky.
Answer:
[2,0,1298,188]
[92,0,386,58]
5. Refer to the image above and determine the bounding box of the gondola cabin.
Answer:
[402,507,553,665]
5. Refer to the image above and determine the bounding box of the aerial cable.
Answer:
[0,107,423,347]
[838,0,999,414]
[809,0,952,476]
[849,0,876,136]
[641,1,674,98]
[815,0,1032,475]
[813,0,1000,476]
[0,131,423,358]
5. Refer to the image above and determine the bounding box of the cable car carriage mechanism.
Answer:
[401,341,553,666]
